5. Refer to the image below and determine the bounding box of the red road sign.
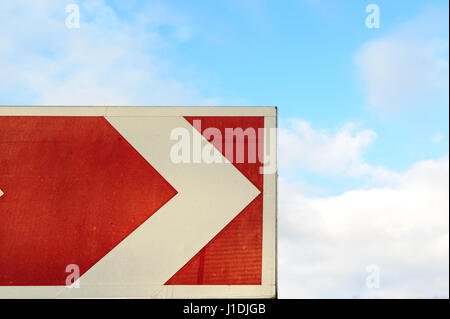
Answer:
[0,107,277,298]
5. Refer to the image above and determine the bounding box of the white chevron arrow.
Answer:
[54,115,260,298]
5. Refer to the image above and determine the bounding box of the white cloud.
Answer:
[431,133,444,144]
[279,155,449,298]
[279,119,398,183]
[0,0,217,106]
[356,8,449,112]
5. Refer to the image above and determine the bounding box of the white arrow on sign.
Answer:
[54,116,260,298]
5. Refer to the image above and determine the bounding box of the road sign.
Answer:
[0,106,277,299]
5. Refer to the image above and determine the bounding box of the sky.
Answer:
[0,0,448,298]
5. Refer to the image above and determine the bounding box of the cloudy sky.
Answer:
[0,0,448,298]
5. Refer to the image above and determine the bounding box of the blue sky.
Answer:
[0,0,448,298]
[164,0,449,178]
[4,0,447,192]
